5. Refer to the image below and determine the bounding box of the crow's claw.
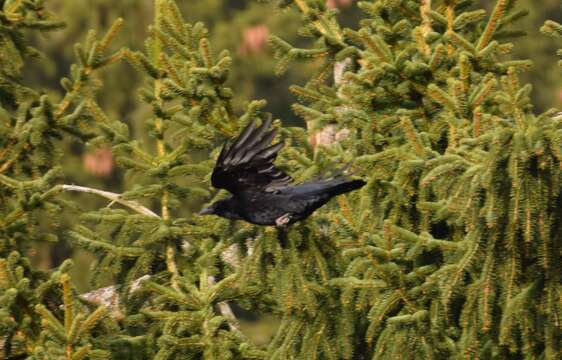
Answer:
[275,213,292,227]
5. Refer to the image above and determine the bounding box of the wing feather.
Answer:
[211,117,292,193]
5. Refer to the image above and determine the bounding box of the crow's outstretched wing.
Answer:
[211,117,292,194]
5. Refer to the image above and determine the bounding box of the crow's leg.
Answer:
[275,213,292,227]
[277,226,289,248]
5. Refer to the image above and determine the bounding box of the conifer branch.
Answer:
[154,0,180,292]
[57,183,241,332]
[477,0,507,51]
[0,147,25,174]
[446,1,456,56]
[414,27,430,57]
[420,0,432,36]
[4,0,23,17]
[56,18,124,118]
[0,19,124,176]
[293,0,343,42]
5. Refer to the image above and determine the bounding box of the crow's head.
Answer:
[198,197,241,220]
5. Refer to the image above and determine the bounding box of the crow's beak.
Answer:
[198,207,213,216]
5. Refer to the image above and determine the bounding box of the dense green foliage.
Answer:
[1,0,561,359]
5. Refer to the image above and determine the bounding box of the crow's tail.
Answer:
[325,178,366,197]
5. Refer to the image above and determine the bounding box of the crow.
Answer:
[199,116,365,226]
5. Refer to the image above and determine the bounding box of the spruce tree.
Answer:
[0,0,123,358]
[268,0,561,358]
[1,0,560,359]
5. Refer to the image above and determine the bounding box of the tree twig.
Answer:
[60,184,158,217]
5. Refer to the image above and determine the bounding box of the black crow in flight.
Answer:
[199,117,365,226]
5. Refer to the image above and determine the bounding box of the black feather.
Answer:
[204,118,365,226]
